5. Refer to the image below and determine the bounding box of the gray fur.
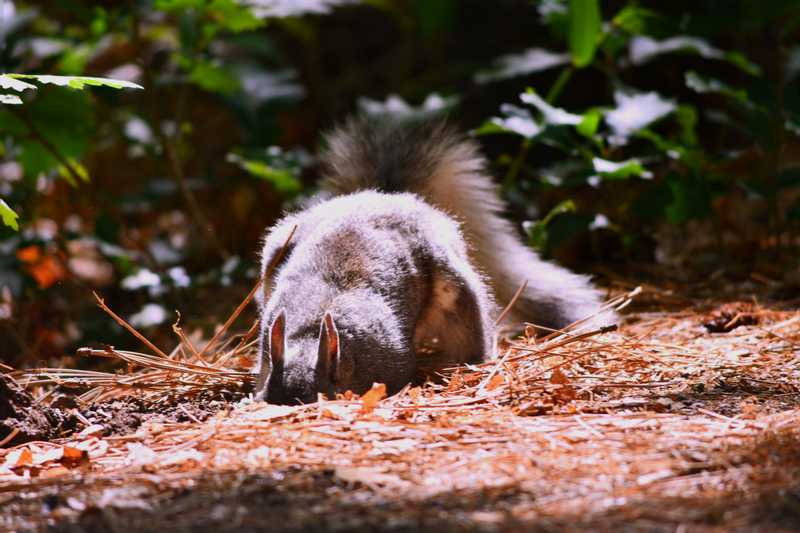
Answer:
[254,117,614,405]
[255,191,494,404]
[319,117,615,331]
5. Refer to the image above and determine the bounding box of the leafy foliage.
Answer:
[476,0,800,259]
[0,74,142,108]
[0,0,798,363]
[0,74,142,228]
[567,0,600,67]
[0,199,19,230]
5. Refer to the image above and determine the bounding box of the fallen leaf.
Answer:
[359,383,387,414]
[550,367,570,385]
[486,374,506,391]
[61,446,88,465]
[5,447,33,469]
[447,372,464,392]
[552,384,577,403]
[27,255,67,289]
[16,245,41,263]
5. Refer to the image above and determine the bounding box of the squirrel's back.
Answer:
[319,117,614,331]
[256,189,495,402]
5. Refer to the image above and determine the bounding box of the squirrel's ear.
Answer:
[316,311,340,383]
[269,310,286,368]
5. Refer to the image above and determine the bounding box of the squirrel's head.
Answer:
[262,310,353,405]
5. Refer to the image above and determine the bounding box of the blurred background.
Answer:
[1,0,799,368]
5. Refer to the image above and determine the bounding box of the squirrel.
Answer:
[254,118,612,405]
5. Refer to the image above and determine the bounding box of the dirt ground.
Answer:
[1,287,799,533]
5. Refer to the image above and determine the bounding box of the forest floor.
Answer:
[1,280,799,533]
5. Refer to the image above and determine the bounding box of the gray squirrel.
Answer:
[254,118,612,404]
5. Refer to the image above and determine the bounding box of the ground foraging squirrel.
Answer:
[254,118,611,404]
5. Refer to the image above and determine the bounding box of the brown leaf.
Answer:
[550,367,570,385]
[486,374,506,391]
[61,446,88,466]
[360,383,387,413]
[16,245,41,263]
[552,384,577,404]
[5,447,33,469]
[26,255,67,289]
[447,372,465,392]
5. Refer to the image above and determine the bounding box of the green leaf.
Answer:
[592,157,651,180]
[567,0,601,68]
[685,71,750,106]
[472,120,510,137]
[636,129,694,166]
[57,45,92,75]
[227,154,301,195]
[0,75,37,92]
[209,0,264,32]
[576,108,602,138]
[521,89,582,125]
[0,199,19,230]
[725,51,761,77]
[188,61,240,94]
[0,94,23,105]
[8,74,143,90]
[4,90,93,179]
[478,104,543,139]
[90,8,109,37]
[611,5,658,35]
[527,199,576,250]
[154,0,206,10]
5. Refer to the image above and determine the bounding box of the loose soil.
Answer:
[0,374,78,447]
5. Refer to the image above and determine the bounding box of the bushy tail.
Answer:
[319,117,615,331]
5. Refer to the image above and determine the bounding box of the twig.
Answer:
[11,107,87,185]
[172,311,202,362]
[92,292,170,359]
[494,280,528,326]
[195,225,297,360]
[178,404,202,424]
[0,428,20,448]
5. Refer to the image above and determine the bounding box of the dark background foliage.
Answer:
[1,0,798,367]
